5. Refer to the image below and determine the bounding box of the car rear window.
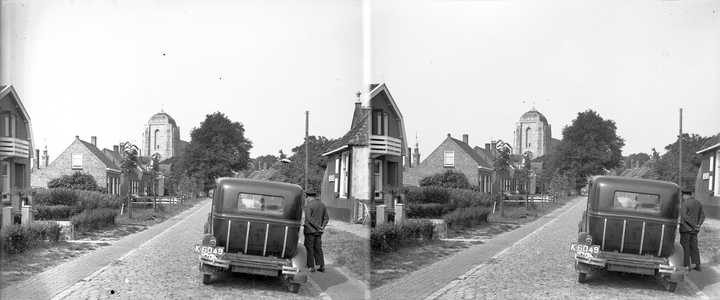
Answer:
[226,193,284,214]
[613,191,660,212]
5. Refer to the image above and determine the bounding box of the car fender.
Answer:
[291,243,308,283]
[667,242,685,267]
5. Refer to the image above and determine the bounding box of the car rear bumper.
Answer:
[575,252,688,278]
[199,253,309,278]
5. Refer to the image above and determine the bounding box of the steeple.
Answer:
[412,132,421,167]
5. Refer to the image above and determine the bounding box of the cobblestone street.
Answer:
[432,197,708,300]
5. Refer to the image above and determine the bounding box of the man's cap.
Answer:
[682,188,693,194]
[305,189,317,196]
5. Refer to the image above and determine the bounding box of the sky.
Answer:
[2,0,718,164]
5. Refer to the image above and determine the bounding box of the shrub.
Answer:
[47,172,102,191]
[33,189,79,206]
[448,188,494,208]
[0,222,62,254]
[419,186,452,205]
[419,169,471,189]
[370,219,435,253]
[443,206,491,230]
[74,190,123,210]
[406,203,453,219]
[71,208,118,231]
[35,205,84,220]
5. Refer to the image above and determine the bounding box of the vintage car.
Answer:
[572,176,687,292]
[195,178,309,293]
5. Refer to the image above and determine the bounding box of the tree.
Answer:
[642,133,711,190]
[269,135,338,193]
[419,169,471,189]
[47,172,102,191]
[150,153,161,211]
[121,142,140,219]
[521,151,533,210]
[552,109,625,193]
[183,112,253,194]
[493,140,512,217]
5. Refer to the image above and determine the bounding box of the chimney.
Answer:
[75,135,79,140]
[113,145,119,153]
[463,134,468,145]
[485,143,491,151]
[491,141,497,156]
[447,133,451,138]
[91,136,97,146]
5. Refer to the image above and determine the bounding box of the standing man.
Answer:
[679,188,705,271]
[304,189,329,272]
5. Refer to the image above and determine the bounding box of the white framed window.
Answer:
[334,156,340,194]
[444,151,454,167]
[1,162,9,200]
[9,115,15,138]
[374,160,383,198]
[340,152,349,197]
[71,154,83,169]
[714,150,720,196]
[383,112,389,136]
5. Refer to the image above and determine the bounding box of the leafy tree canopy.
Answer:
[47,172,102,192]
[184,112,253,192]
[642,133,711,190]
[550,109,625,192]
[269,135,338,193]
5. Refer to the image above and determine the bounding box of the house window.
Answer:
[714,150,720,196]
[334,156,340,194]
[1,162,8,200]
[3,114,15,138]
[340,152,349,197]
[374,160,383,198]
[444,151,454,167]
[72,154,83,169]
[372,111,388,136]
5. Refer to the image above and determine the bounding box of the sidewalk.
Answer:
[304,219,371,300]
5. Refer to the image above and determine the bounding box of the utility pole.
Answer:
[678,108,683,188]
[305,111,309,190]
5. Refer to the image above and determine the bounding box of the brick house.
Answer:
[321,83,408,223]
[695,133,720,219]
[0,85,35,206]
[404,134,494,192]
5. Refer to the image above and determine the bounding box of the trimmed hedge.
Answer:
[35,205,84,221]
[0,221,62,254]
[443,206,491,230]
[71,208,118,231]
[33,188,79,206]
[419,169,472,189]
[32,188,123,211]
[370,219,434,253]
[407,203,453,219]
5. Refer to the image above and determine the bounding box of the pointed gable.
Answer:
[450,138,493,171]
[78,139,121,172]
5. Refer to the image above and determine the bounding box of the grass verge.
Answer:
[698,220,720,266]
[323,227,370,283]
[370,196,576,289]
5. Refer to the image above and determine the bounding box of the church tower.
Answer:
[141,109,181,160]
[412,133,421,167]
[513,107,552,157]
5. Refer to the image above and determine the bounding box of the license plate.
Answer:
[195,244,225,256]
[570,242,600,256]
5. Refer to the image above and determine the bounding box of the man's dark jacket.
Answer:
[680,196,705,233]
[304,198,330,235]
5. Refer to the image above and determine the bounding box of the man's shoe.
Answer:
[695,265,701,271]
[318,266,325,273]
[309,268,316,272]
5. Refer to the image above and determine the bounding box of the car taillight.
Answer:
[585,235,593,246]
[210,237,217,247]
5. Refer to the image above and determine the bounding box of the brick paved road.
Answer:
[431,197,708,300]
[1,199,330,300]
[371,197,710,300]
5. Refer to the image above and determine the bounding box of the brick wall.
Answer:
[403,137,480,186]
[31,139,110,188]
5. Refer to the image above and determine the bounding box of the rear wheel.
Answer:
[666,282,677,292]
[202,274,211,285]
[578,272,587,283]
[289,283,301,293]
